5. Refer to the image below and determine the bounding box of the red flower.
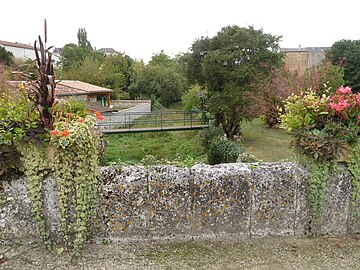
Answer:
[50,130,59,136]
[336,86,352,95]
[94,111,105,121]
[61,130,70,137]
[78,118,85,123]
[66,113,74,117]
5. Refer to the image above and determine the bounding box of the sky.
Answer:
[1,0,360,62]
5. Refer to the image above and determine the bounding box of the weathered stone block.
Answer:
[98,166,149,238]
[0,176,38,239]
[147,166,192,238]
[191,164,251,236]
[292,166,309,236]
[250,163,297,237]
[320,165,351,235]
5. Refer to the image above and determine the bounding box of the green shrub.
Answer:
[60,97,88,117]
[0,91,39,177]
[201,126,225,150]
[207,139,242,165]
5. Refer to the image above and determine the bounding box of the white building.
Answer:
[0,40,37,60]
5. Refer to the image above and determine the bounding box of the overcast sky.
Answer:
[1,0,359,62]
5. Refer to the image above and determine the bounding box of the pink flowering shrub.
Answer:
[280,86,360,161]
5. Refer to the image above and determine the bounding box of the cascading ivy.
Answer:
[16,112,102,253]
[18,143,51,248]
[50,113,102,252]
[296,154,336,235]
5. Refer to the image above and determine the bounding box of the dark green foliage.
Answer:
[128,63,188,107]
[60,44,104,70]
[207,139,242,165]
[77,28,92,50]
[187,25,283,139]
[200,126,225,150]
[0,46,14,66]
[327,39,360,93]
[290,132,345,162]
[183,37,210,85]
[0,146,22,178]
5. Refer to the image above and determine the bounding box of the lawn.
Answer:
[102,118,294,165]
[102,130,207,165]
[241,118,294,162]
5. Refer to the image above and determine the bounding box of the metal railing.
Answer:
[96,110,210,133]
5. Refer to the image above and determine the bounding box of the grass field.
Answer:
[102,118,294,165]
[241,118,294,162]
[102,130,206,165]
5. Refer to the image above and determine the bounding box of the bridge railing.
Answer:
[96,110,210,132]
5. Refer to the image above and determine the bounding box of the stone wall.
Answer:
[1,163,359,241]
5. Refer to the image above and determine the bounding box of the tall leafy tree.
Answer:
[188,25,283,139]
[149,50,174,68]
[128,65,187,107]
[326,39,360,92]
[77,28,92,50]
[60,44,103,70]
[129,52,188,107]
[183,37,210,85]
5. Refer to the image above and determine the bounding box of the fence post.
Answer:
[190,112,193,128]
[128,114,131,131]
[160,113,163,130]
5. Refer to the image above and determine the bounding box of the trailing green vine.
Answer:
[18,143,51,248]
[51,113,101,251]
[296,154,336,235]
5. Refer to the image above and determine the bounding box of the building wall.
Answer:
[282,47,329,75]
[0,44,36,60]
[283,50,309,74]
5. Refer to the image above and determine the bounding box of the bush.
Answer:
[201,126,225,150]
[207,139,241,165]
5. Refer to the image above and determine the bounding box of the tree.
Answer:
[148,50,174,68]
[77,28,92,50]
[326,39,360,92]
[98,53,131,99]
[128,52,188,107]
[128,65,187,107]
[183,37,210,85]
[188,25,283,139]
[60,43,104,70]
[182,84,207,111]
[0,46,14,66]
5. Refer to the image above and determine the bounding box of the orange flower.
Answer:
[61,130,70,137]
[78,118,85,123]
[66,113,74,117]
[50,130,59,136]
[94,111,105,121]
